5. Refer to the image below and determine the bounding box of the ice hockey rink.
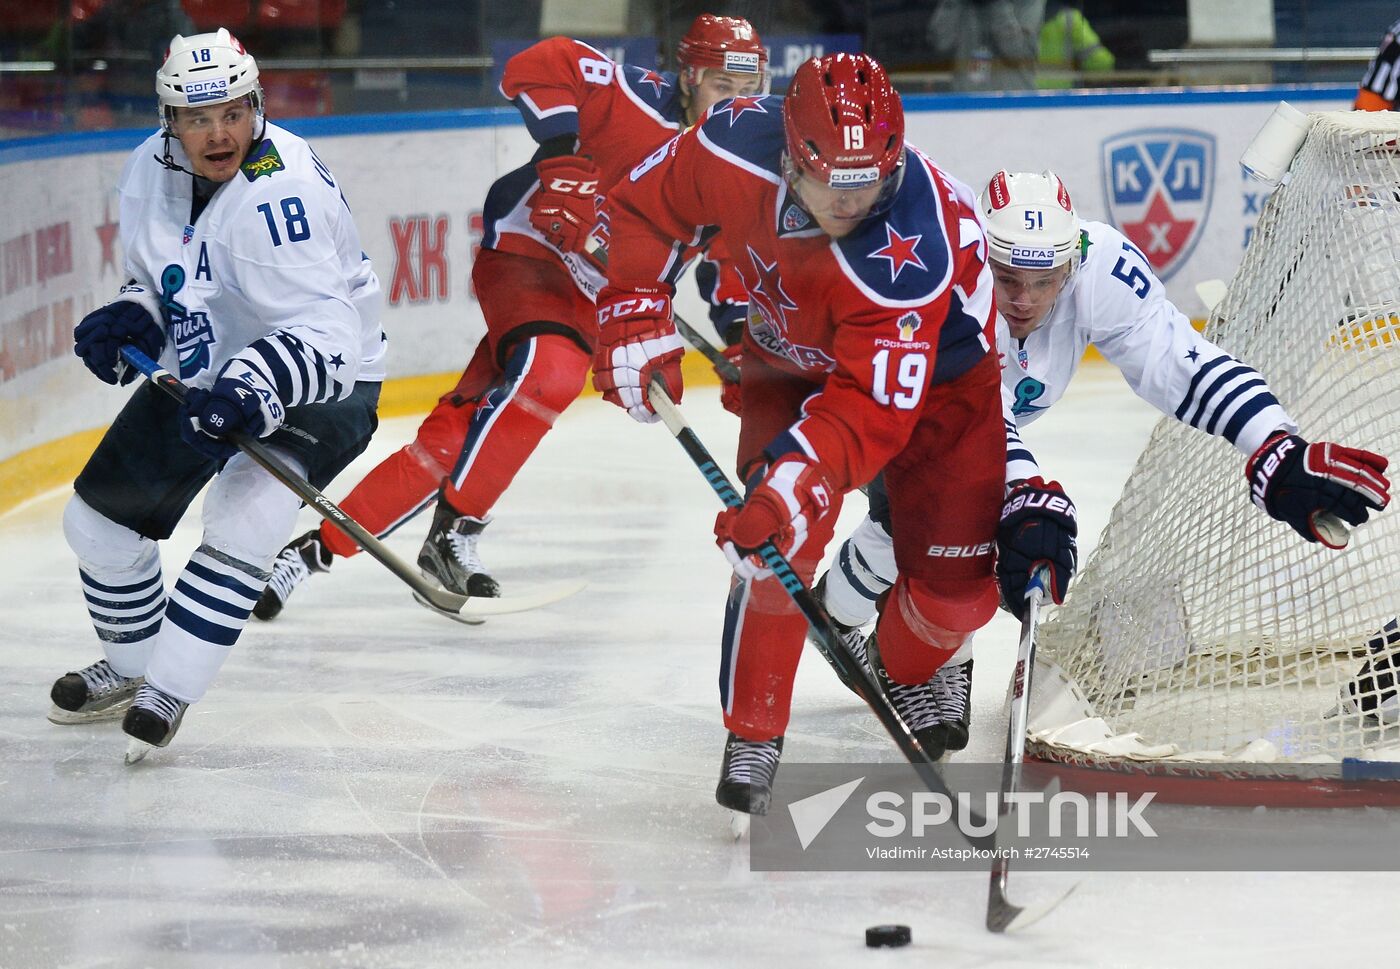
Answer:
[4,366,1398,969]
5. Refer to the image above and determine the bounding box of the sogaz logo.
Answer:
[1101,128,1214,280]
[185,78,228,104]
[1009,246,1055,269]
[724,51,761,73]
[829,166,880,188]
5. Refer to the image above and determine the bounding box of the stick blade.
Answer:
[413,578,588,625]
[987,877,1079,934]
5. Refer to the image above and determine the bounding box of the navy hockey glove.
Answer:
[996,477,1077,620]
[73,300,165,385]
[1246,431,1390,548]
[179,370,284,462]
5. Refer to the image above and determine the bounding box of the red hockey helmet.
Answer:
[784,53,904,190]
[677,14,768,89]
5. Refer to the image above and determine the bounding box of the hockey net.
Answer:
[1029,110,1400,788]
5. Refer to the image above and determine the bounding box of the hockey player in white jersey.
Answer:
[819,169,1391,756]
[49,28,386,760]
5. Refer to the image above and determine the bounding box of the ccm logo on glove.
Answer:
[597,295,669,324]
[544,175,597,194]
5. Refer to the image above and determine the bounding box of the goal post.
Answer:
[1027,110,1400,797]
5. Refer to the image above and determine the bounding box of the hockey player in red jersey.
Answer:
[594,53,1011,815]
[254,15,763,619]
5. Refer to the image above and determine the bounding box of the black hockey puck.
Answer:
[865,924,911,948]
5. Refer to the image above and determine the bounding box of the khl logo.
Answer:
[1101,128,1214,280]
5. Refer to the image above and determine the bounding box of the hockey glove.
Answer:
[714,455,836,580]
[74,297,165,385]
[996,477,1078,620]
[1246,431,1390,548]
[529,155,602,254]
[593,285,685,423]
[179,366,286,462]
[717,344,743,416]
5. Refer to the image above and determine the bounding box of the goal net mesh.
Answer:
[1031,110,1400,768]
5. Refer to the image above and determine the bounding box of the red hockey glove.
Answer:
[996,477,1077,620]
[593,285,684,423]
[528,155,601,254]
[714,455,836,580]
[1247,431,1390,548]
[718,344,743,416]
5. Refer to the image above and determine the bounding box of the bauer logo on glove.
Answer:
[1246,431,1390,548]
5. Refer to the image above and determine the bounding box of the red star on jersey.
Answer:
[1120,193,1194,271]
[870,224,927,283]
[635,68,669,98]
[95,201,119,276]
[746,245,798,330]
[714,95,767,126]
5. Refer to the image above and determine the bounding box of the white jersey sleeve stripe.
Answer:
[1176,356,1277,434]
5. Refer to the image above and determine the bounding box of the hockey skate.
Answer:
[851,632,969,761]
[926,659,974,755]
[1340,619,1400,724]
[811,571,871,693]
[715,731,784,817]
[253,529,333,621]
[49,659,144,725]
[417,502,501,598]
[122,683,189,764]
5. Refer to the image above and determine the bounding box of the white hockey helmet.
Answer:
[156,28,263,134]
[978,170,1082,272]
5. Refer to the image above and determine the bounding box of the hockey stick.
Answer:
[673,311,740,383]
[119,346,583,624]
[645,377,994,849]
[986,568,1077,933]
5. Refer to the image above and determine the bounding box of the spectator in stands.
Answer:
[1036,0,1113,89]
[927,0,1041,92]
[1356,17,1400,110]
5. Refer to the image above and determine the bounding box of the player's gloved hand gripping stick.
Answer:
[583,241,741,384]
[119,346,581,624]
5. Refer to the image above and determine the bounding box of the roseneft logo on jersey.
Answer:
[1100,128,1214,280]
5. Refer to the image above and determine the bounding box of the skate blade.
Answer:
[729,810,751,841]
[413,578,588,625]
[124,738,153,765]
[48,704,132,725]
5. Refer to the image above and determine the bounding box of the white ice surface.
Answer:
[3,367,1396,968]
